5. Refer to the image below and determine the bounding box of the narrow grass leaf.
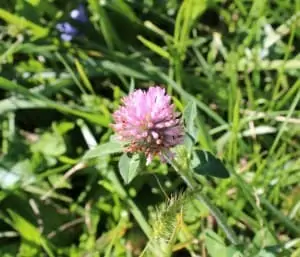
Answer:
[138,35,171,60]
[269,90,300,155]
[0,77,109,126]
[96,60,148,80]
[108,0,141,24]
[7,210,54,257]
[83,142,124,160]
[260,197,300,236]
[0,8,48,38]
[55,53,86,94]
[88,0,122,50]
[106,171,152,238]
[174,0,206,56]
[166,157,238,244]
[242,126,277,137]
[155,71,226,125]
[74,59,95,94]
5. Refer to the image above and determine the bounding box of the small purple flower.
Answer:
[112,86,184,165]
[56,4,88,41]
[70,4,88,23]
[56,22,78,41]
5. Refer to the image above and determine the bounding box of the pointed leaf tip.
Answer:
[191,150,230,178]
[118,153,141,184]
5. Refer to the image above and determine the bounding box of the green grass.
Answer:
[0,0,300,256]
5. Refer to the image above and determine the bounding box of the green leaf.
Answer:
[174,0,206,57]
[0,8,48,39]
[183,100,198,152]
[205,229,227,257]
[0,159,34,189]
[184,100,197,134]
[8,210,41,244]
[205,230,243,257]
[108,0,141,24]
[226,246,244,257]
[31,132,66,157]
[252,228,277,250]
[137,35,171,60]
[255,249,276,257]
[0,77,109,126]
[7,210,54,257]
[88,0,122,50]
[118,153,141,184]
[82,142,124,160]
[74,59,95,95]
[191,150,230,178]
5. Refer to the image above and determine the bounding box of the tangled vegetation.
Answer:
[0,0,299,256]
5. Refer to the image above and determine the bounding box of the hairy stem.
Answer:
[166,156,239,245]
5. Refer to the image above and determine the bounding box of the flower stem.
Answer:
[107,170,152,239]
[166,157,239,245]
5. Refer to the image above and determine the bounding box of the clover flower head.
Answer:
[112,86,184,165]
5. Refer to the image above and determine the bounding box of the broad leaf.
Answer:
[205,229,227,257]
[205,230,243,257]
[255,249,276,257]
[31,132,66,157]
[191,150,230,178]
[83,142,123,160]
[118,153,141,184]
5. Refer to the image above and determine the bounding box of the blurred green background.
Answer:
[0,0,299,256]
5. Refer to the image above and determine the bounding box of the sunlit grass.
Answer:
[0,0,299,256]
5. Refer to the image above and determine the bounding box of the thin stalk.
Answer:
[107,170,152,239]
[260,197,300,236]
[165,156,239,245]
[138,241,151,257]
[269,22,296,111]
[165,212,182,257]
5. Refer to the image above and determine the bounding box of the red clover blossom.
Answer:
[112,86,184,165]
